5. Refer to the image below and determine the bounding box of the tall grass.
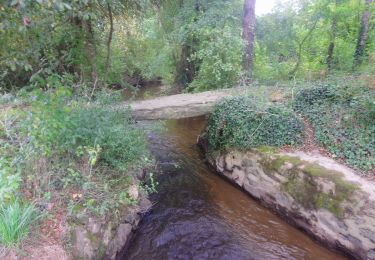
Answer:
[0,202,40,247]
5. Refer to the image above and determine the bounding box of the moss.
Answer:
[259,153,358,217]
[255,146,279,154]
[303,163,357,201]
[281,162,358,218]
[87,231,100,246]
[283,172,317,209]
[262,154,303,172]
[302,163,338,177]
[315,193,344,217]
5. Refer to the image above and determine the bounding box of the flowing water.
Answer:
[122,115,346,260]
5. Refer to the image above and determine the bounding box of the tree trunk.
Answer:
[326,0,339,72]
[105,2,114,79]
[83,18,98,90]
[353,0,373,67]
[175,0,201,86]
[289,17,319,78]
[242,0,256,80]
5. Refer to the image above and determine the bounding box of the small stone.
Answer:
[284,162,294,170]
[128,184,139,200]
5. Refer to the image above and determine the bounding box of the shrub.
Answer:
[207,96,305,151]
[71,107,149,171]
[294,84,375,172]
[22,87,149,171]
[187,27,243,92]
[0,202,41,247]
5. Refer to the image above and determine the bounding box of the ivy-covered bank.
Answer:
[206,83,374,174]
[294,84,374,173]
[206,96,305,152]
[0,88,155,258]
[200,83,375,259]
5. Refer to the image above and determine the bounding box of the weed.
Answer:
[0,202,41,247]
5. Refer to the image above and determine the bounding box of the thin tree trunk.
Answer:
[353,0,373,67]
[83,18,98,90]
[326,0,339,72]
[105,2,114,78]
[242,0,256,80]
[289,17,319,78]
[175,0,201,86]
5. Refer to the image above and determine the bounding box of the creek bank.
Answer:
[69,172,152,260]
[199,137,375,259]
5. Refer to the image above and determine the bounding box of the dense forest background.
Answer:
[0,0,374,92]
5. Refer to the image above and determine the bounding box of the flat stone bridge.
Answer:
[116,88,244,120]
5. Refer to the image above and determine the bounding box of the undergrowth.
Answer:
[0,86,152,247]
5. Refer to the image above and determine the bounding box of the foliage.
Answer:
[0,201,41,247]
[1,0,374,91]
[0,158,21,203]
[187,26,243,92]
[178,0,243,91]
[23,87,149,171]
[0,108,25,203]
[294,83,375,172]
[255,0,375,82]
[0,87,151,218]
[206,96,305,151]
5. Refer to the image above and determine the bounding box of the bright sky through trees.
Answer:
[256,0,278,15]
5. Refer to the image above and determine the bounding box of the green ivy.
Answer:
[206,96,305,151]
[294,84,375,172]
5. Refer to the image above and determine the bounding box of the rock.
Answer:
[106,224,132,260]
[72,227,96,260]
[206,149,375,260]
[116,87,250,120]
[69,185,150,260]
[128,184,139,201]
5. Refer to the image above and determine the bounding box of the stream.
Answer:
[122,114,346,260]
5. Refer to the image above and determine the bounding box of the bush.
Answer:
[0,87,153,217]
[207,96,305,151]
[294,84,375,172]
[71,107,149,171]
[0,202,41,247]
[23,87,149,171]
[187,27,243,92]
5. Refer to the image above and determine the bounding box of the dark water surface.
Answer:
[122,115,346,260]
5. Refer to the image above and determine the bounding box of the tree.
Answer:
[288,15,320,78]
[242,0,256,80]
[353,0,374,67]
[326,0,340,72]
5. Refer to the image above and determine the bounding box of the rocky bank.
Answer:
[199,140,375,259]
[69,183,152,260]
